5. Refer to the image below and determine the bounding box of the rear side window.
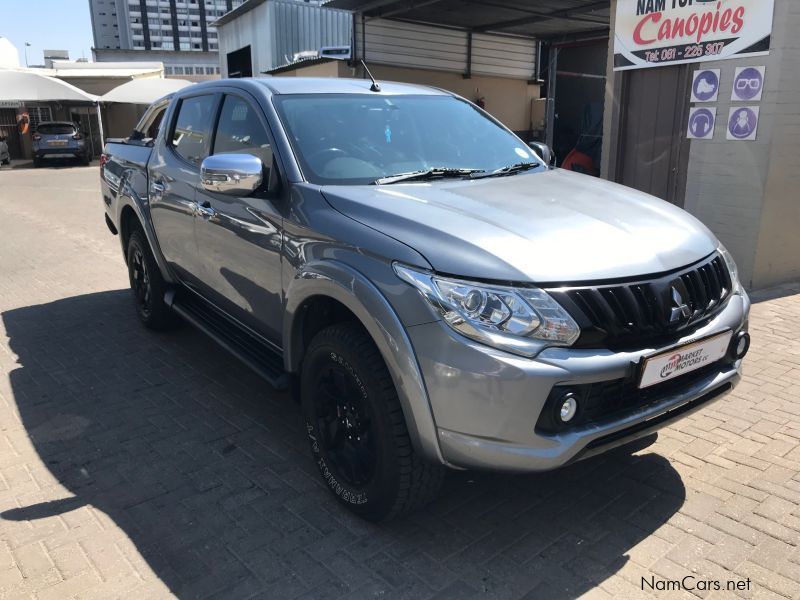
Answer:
[170,95,217,166]
[146,108,165,139]
[213,95,273,166]
[37,123,76,135]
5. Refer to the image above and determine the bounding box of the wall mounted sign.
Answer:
[0,101,22,109]
[691,68,720,102]
[727,106,759,141]
[614,0,775,71]
[687,106,716,139]
[731,65,765,101]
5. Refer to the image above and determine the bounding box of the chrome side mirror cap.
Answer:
[528,141,556,168]
[200,153,263,195]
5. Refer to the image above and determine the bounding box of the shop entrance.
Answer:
[549,39,608,176]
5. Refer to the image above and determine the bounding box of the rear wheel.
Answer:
[302,322,443,521]
[126,229,175,330]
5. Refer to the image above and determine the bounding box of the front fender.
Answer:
[284,260,445,465]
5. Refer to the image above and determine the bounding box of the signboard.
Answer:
[0,101,22,109]
[727,106,759,141]
[687,107,716,139]
[614,0,775,71]
[731,65,765,101]
[691,68,720,102]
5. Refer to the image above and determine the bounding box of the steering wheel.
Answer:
[307,147,348,165]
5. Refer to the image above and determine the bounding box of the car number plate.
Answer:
[638,331,732,389]
[48,140,68,146]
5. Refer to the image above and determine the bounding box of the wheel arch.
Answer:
[114,191,174,284]
[284,261,444,465]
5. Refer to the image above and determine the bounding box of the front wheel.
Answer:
[126,229,175,330]
[302,322,444,521]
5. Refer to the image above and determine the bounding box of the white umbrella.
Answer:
[100,78,193,104]
[0,69,98,102]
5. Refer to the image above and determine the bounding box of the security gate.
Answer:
[0,109,22,160]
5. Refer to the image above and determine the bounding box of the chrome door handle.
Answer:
[195,201,216,219]
[150,180,165,197]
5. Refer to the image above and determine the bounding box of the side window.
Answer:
[171,94,217,166]
[146,106,166,139]
[213,95,273,167]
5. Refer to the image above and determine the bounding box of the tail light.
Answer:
[73,133,83,140]
[32,133,41,141]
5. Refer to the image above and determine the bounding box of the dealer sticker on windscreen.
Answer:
[639,331,732,389]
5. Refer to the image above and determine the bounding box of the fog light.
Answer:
[733,331,750,359]
[559,393,578,422]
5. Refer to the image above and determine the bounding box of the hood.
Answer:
[321,168,718,284]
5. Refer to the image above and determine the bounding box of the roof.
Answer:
[324,0,610,39]
[0,70,98,102]
[100,77,193,104]
[215,0,352,27]
[263,56,336,75]
[205,76,448,95]
[214,0,268,26]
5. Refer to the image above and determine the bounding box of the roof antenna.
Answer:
[360,59,381,92]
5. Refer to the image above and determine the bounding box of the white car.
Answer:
[0,135,10,165]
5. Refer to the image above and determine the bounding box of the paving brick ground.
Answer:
[1,165,800,599]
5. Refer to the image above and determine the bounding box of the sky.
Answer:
[0,0,95,65]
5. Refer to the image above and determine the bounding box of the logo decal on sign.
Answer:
[731,66,765,101]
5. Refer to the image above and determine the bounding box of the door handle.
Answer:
[150,180,165,198]
[195,200,216,219]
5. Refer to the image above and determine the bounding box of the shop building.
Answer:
[216,0,797,289]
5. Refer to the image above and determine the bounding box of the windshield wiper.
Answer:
[469,162,542,179]
[374,167,484,185]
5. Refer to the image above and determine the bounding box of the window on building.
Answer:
[173,66,184,75]
[171,94,217,166]
[164,66,174,75]
[29,107,53,132]
[205,66,215,75]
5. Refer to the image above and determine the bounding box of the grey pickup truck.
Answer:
[101,77,750,521]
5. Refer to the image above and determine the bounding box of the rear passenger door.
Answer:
[149,92,220,287]
[193,92,285,343]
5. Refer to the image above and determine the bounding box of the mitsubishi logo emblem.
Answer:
[669,287,692,323]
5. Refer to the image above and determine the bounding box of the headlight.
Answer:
[718,243,742,295]
[394,264,580,357]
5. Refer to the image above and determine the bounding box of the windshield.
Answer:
[37,123,77,135]
[273,94,542,185]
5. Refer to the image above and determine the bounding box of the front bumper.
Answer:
[407,292,749,473]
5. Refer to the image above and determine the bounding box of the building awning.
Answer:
[100,77,193,104]
[325,0,610,39]
[0,69,98,102]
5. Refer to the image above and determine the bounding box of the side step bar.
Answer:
[165,289,289,391]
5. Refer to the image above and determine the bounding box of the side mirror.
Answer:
[528,141,556,168]
[201,153,263,195]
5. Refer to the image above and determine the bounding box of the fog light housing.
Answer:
[559,393,578,423]
[732,331,750,359]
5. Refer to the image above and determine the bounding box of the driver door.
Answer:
[192,92,285,343]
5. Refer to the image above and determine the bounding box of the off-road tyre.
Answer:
[302,322,444,521]
[126,228,175,330]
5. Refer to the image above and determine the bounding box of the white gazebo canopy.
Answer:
[100,77,193,104]
[0,69,98,102]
